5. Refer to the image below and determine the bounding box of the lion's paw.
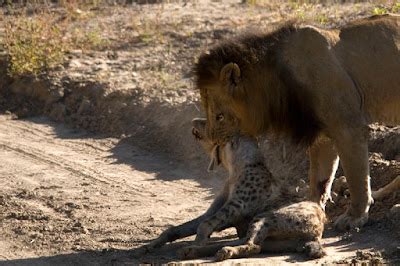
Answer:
[334,211,368,231]
[215,247,236,261]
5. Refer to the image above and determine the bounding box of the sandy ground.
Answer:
[0,114,398,265]
[0,114,213,265]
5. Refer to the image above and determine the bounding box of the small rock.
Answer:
[107,51,118,60]
[332,176,348,195]
[46,225,53,232]
[66,202,80,209]
[29,232,43,239]
[82,227,89,234]
[389,204,400,222]
[71,221,89,234]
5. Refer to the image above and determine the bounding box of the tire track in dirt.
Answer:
[0,117,207,196]
[0,115,213,264]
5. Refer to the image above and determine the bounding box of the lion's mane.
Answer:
[195,23,323,145]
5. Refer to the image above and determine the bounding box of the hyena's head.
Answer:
[192,118,263,173]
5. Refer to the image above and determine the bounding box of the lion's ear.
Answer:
[219,63,241,97]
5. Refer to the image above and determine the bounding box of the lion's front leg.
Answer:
[308,137,339,209]
[333,127,373,231]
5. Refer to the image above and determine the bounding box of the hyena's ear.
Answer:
[219,63,242,98]
[207,145,220,172]
[230,135,240,150]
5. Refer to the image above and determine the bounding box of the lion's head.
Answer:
[194,24,323,145]
[191,117,261,173]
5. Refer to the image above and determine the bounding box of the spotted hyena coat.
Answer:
[179,119,326,260]
[135,118,326,260]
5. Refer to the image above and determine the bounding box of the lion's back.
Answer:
[334,15,400,125]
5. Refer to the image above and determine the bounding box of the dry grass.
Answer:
[2,0,400,78]
[2,4,109,77]
[130,12,165,44]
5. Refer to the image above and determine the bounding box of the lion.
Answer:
[194,14,400,231]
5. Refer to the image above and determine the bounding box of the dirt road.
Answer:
[0,114,398,265]
[0,114,216,265]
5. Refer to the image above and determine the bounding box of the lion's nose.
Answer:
[192,127,202,140]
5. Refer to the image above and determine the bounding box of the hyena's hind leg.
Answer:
[303,241,325,259]
[215,216,266,261]
[177,217,264,260]
[177,239,248,260]
[216,203,326,261]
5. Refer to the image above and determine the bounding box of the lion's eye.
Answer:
[216,114,224,122]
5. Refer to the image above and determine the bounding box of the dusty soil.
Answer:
[0,114,398,266]
[0,1,399,265]
[0,114,216,265]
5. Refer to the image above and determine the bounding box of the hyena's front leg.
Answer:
[195,200,244,245]
[134,184,229,256]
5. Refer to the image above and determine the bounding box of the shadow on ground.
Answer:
[3,226,399,266]
[15,115,224,193]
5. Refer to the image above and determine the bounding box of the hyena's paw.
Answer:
[194,235,209,246]
[195,222,213,245]
[131,245,153,258]
[215,246,236,261]
[177,245,202,260]
[304,241,326,259]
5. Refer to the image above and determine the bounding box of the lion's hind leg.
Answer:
[372,175,400,200]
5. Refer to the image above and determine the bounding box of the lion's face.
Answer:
[198,63,250,144]
[204,95,242,144]
[192,117,258,172]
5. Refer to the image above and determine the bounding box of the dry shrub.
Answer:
[3,5,109,77]
[4,12,68,77]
